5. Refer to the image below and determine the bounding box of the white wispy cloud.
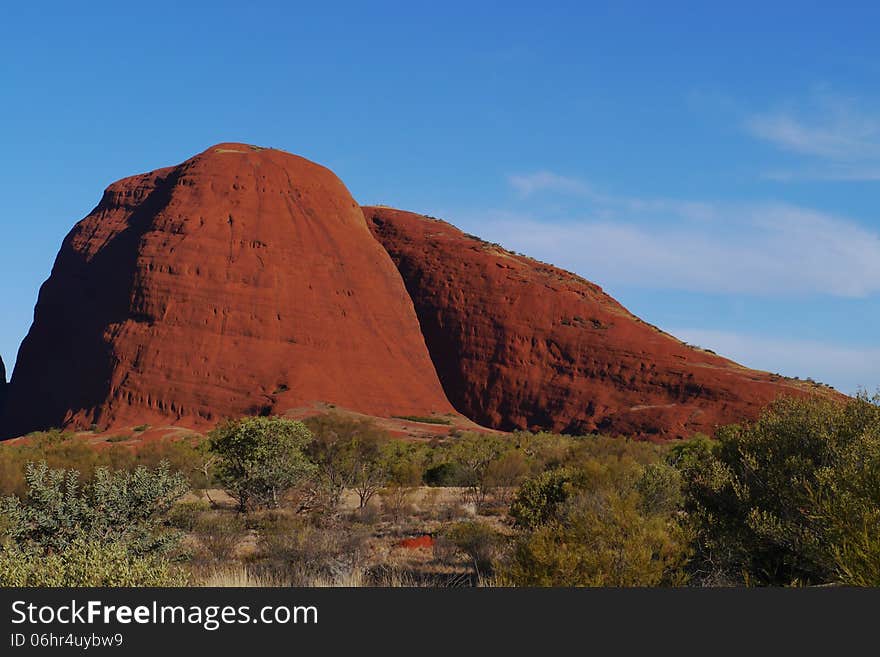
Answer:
[508,171,594,197]
[449,177,880,298]
[669,328,880,395]
[745,92,880,180]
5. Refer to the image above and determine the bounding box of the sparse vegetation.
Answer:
[392,415,453,425]
[1,396,877,587]
[0,461,189,586]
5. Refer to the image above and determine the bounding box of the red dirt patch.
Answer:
[398,535,434,549]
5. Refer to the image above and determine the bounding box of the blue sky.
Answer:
[2,1,879,393]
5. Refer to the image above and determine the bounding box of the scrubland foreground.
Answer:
[0,395,878,588]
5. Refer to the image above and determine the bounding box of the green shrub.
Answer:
[209,417,315,512]
[500,488,689,587]
[636,462,683,516]
[1,460,188,555]
[672,395,880,586]
[510,469,575,530]
[0,539,187,587]
[423,462,470,487]
[0,434,205,496]
[501,456,689,587]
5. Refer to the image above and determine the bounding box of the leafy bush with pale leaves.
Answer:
[1,460,188,555]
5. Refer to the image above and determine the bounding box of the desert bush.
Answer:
[380,486,416,523]
[304,414,391,509]
[672,395,880,586]
[167,500,211,532]
[0,538,188,587]
[208,417,315,511]
[448,433,516,512]
[485,451,530,506]
[438,501,472,522]
[510,468,576,530]
[380,442,424,522]
[636,462,683,516]
[443,521,503,578]
[501,456,688,587]
[257,520,371,583]
[0,434,204,497]
[192,513,248,562]
[500,488,689,587]
[1,460,188,555]
[423,461,470,487]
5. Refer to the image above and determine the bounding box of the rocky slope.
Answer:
[0,145,453,438]
[0,356,5,414]
[365,206,836,439]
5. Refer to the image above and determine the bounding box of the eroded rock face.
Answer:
[365,206,835,439]
[0,145,452,438]
[0,356,6,414]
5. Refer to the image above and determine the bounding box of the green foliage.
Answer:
[0,433,204,496]
[423,462,470,486]
[0,459,190,587]
[500,489,689,587]
[303,414,389,508]
[0,538,187,587]
[447,433,517,511]
[1,460,188,555]
[383,442,425,487]
[392,415,452,425]
[673,395,880,586]
[636,462,683,516]
[208,416,315,512]
[501,454,689,587]
[510,469,576,530]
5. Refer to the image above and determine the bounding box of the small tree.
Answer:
[450,433,513,512]
[381,443,424,522]
[305,414,390,509]
[208,417,315,512]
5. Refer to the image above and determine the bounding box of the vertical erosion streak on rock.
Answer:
[0,145,453,439]
[364,206,843,440]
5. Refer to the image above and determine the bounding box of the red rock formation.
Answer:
[0,356,6,413]
[0,145,453,438]
[365,206,839,439]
